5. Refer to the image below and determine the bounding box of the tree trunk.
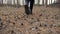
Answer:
[38,0,40,5]
[42,0,44,5]
[45,0,47,7]
[2,0,3,5]
[17,0,20,8]
[51,0,52,4]
[14,0,15,5]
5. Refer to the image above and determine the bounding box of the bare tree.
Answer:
[42,0,44,5]
[2,0,3,5]
[38,0,40,5]
[45,0,47,7]
[54,0,56,3]
[14,0,15,5]
[51,0,52,4]
[17,0,20,8]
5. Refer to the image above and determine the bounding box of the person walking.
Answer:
[25,0,34,15]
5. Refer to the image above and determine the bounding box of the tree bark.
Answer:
[45,0,47,7]
[14,0,15,5]
[2,0,3,5]
[17,0,20,8]
[51,0,52,4]
[42,0,44,5]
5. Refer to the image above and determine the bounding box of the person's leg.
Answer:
[24,0,30,14]
[30,0,34,14]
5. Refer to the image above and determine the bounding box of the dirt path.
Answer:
[0,6,60,34]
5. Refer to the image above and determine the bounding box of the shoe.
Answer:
[28,7,32,14]
[25,5,32,15]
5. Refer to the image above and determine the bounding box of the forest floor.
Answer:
[0,6,60,34]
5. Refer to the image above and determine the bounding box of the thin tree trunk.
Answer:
[49,0,50,5]
[2,0,3,5]
[17,0,19,8]
[14,0,15,5]
[45,0,47,7]
[51,0,52,4]
[23,0,24,5]
[54,0,56,3]
[42,0,44,5]
[38,0,40,5]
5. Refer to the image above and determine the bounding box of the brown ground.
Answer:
[0,6,60,34]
